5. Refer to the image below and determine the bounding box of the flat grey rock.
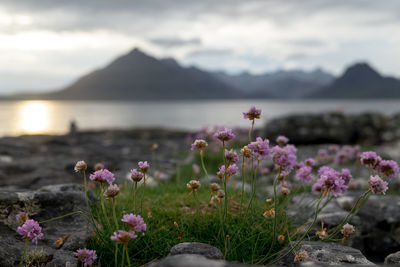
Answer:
[169,242,224,260]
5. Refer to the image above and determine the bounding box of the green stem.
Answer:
[141,173,146,215]
[125,244,131,267]
[249,119,255,142]
[39,211,83,224]
[114,243,118,267]
[20,238,28,267]
[134,182,138,213]
[245,160,260,217]
[83,170,90,212]
[100,184,111,227]
[265,168,281,257]
[120,245,125,267]
[239,155,246,216]
[200,152,210,182]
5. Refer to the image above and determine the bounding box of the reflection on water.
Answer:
[19,101,50,134]
[1,99,400,137]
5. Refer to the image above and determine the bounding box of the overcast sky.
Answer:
[1,0,400,94]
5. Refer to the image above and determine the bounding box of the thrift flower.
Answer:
[210,183,220,192]
[17,219,44,244]
[191,139,208,151]
[110,230,137,243]
[217,189,225,199]
[130,169,144,182]
[213,128,235,143]
[75,248,97,267]
[276,136,289,146]
[378,160,399,179]
[341,223,355,237]
[294,251,308,263]
[313,167,347,197]
[192,163,200,174]
[305,158,315,167]
[248,137,270,160]
[360,151,381,168]
[243,106,261,120]
[187,180,201,192]
[225,149,239,163]
[340,168,352,185]
[121,214,147,232]
[89,169,115,184]
[271,145,297,177]
[227,164,239,176]
[296,166,313,182]
[369,175,388,194]
[316,221,328,240]
[74,161,87,172]
[217,165,225,179]
[277,234,285,244]
[240,146,252,158]
[16,212,28,226]
[94,163,104,171]
[263,208,275,218]
[104,184,120,199]
[138,161,150,173]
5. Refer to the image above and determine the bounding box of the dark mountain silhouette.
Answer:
[29,48,242,100]
[214,69,334,98]
[309,63,400,98]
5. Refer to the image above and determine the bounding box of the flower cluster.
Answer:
[248,137,270,160]
[89,169,115,184]
[296,165,313,182]
[191,139,208,151]
[368,175,388,194]
[217,164,238,178]
[225,149,239,163]
[130,169,144,182]
[187,180,201,192]
[104,184,120,199]
[312,167,349,197]
[271,144,297,177]
[360,151,381,168]
[74,160,87,172]
[138,161,150,173]
[16,211,28,226]
[213,127,235,143]
[111,230,137,243]
[122,214,147,232]
[17,219,44,244]
[75,248,97,267]
[276,136,289,146]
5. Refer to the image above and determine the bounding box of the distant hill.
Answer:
[27,48,242,100]
[309,63,400,98]
[214,69,334,98]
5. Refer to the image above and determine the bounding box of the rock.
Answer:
[169,242,224,260]
[149,254,261,267]
[384,251,400,265]
[276,241,375,266]
[0,184,91,266]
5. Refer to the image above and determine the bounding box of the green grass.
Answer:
[86,160,289,266]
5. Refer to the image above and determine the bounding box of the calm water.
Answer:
[1,100,400,137]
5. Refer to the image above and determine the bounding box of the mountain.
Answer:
[214,69,335,98]
[29,48,241,100]
[309,63,400,98]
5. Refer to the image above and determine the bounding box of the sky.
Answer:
[1,0,400,94]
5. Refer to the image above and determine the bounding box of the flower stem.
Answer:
[134,181,138,213]
[200,151,210,182]
[245,160,260,216]
[39,211,83,224]
[20,239,28,267]
[83,170,90,211]
[125,244,131,267]
[114,243,118,267]
[239,155,246,216]
[265,167,281,258]
[141,173,146,215]
[100,184,111,227]
[120,245,125,267]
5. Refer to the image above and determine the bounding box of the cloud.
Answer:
[186,49,233,58]
[150,37,201,47]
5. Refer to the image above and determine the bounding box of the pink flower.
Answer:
[138,161,150,173]
[360,151,381,168]
[191,139,208,151]
[89,169,115,184]
[74,248,97,267]
[121,214,147,232]
[369,175,388,194]
[243,106,261,120]
[225,149,239,163]
[130,169,144,182]
[213,128,235,143]
[276,136,289,146]
[313,167,348,197]
[248,137,270,160]
[271,145,297,177]
[192,163,200,174]
[227,164,239,176]
[17,219,44,244]
[378,160,399,180]
[110,230,137,243]
[296,166,313,182]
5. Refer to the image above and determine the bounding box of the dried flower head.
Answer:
[74,161,87,172]
[191,139,208,151]
[243,106,261,120]
[150,143,159,151]
[187,180,201,192]
[17,219,44,244]
[241,146,252,158]
[74,248,97,267]
[280,186,290,196]
[277,234,285,244]
[341,223,355,237]
[213,128,235,143]
[110,230,137,243]
[121,214,147,232]
[138,161,150,173]
[94,163,105,171]
[130,169,144,182]
[217,189,225,199]
[316,221,328,240]
[294,250,308,263]
[104,184,120,199]
[210,183,220,192]
[16,211,28,226]
[369,175,388,194]
[266,198,273,205]
[276,136,289,146]
[89,169,115,184]
[263,208,275,218]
